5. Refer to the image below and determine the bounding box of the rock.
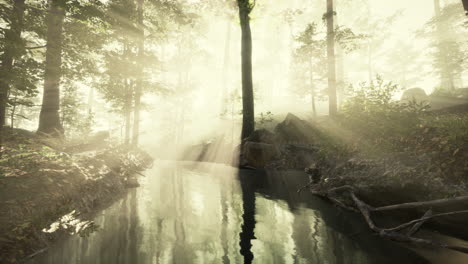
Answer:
[125,177,140,188]
[400,87,428,103]
[242,141,280,168]
[274,113,319,144]
[246,129,276,144]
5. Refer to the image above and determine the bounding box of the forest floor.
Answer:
[0,128,153,263]
[305,105,468,241]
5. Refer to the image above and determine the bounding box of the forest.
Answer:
[0,0,468,263]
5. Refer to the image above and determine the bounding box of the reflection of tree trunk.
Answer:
[239,173,255,264]
[128,189,139,263]
[221,177,231,264]
[330,232,344,264]
[38,0,65,136]
[237,0,255,139]
[117,197,130,263]
[311,212,320,263]
[172,168,190,264]
[326,0,337,116]
[291,212,315,261]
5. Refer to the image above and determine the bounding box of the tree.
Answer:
[433,0,454,91]
[325,0,337,116]
[293,23,326,118]
[462,0,468,14]
[37,0,66,136]
[132,0,144,146]
[0,0,26,145]
[237,0,255,139]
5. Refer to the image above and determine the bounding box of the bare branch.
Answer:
[25,45,46,50]
[373,196,468,212]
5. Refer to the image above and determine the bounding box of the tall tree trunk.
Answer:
[237,0,255,139]
[220,19,232,115]
[10,94,17,129]
[334,0,344,107]
[124,79,132,145]
[38,0,65,136]
[326,0,337,116]
[309,59,316,118]
[87,86,94,114]
[0,0,25,150]
[132,0,144,146]
[462,0,468,14]
[366,0,373,83]
[434,0,454,91]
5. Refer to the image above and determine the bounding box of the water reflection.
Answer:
[30,162,428,264]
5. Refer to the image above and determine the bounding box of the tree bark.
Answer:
[220,19,232,115]
[326,0,337,116]
[334,0,345,108]
[308,59,316,118]
[132,0,144,146]
[237,0,255,139]
[38,0,65,136]
[0,0,25,149]
[124,79,132,145]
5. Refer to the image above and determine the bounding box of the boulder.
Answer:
[242,141,280,168]
[245,129,276,144]
[274,113,318,144]
[400,87,428,103]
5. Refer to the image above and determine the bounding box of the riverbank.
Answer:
[0,128,153,263]
[239,110,468,244]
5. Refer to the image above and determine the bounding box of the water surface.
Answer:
[31,162,430,264]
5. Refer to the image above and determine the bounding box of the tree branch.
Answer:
[25,45,47,50]
[373,196,468,212]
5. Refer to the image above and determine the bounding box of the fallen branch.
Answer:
[304,181,468,255]
[350,192,468,255]
[385,210,468,233]
[407,209,432,236]
[372,196,468,212]
[20,247,48,263]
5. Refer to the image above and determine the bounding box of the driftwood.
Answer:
[305,183,468,254]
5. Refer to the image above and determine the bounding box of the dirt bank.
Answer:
[239,113,468,244]
[0,129,153,263]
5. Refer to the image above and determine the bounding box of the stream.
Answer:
[30,161,458,263]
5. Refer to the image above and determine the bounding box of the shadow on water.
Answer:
[30,162,431,264]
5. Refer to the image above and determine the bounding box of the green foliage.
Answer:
[340,75,431,154]
[61,85,94,137]
[418,2,466,90]
[342,75,401,114]
[334,25,366,53]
